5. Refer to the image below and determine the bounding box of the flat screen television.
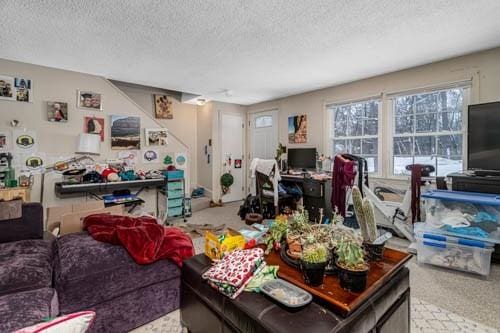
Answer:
[287,148,317,170]
[468,101,500,171]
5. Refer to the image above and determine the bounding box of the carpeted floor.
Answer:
[152,202,500,332]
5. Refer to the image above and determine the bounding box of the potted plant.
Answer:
[352,186,385,261]
[300,243,328,286]
[335,240,369,292]
[286,210,310,259]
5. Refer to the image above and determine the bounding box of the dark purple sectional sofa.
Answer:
[0,203,181,333]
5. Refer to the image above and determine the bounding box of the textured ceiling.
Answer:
[1,0,500,105]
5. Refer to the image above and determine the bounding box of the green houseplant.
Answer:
[286,210,310,259]
[300,243,328,286]
[335,240,369,292]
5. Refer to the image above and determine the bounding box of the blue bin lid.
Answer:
[422,190,500,206]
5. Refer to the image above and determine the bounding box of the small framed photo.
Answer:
[78,90,102,110]
[154,94,173,119]
[145,128,168,146]
[47,101,68,122]
[84,116,105,141]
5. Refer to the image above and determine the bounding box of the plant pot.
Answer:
[336,262,369,293]
[300,261,326,286]
[325,248,338,274]
[363,242,385,262]
[286,234,302,259]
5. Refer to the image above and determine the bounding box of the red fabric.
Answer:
[410,165,423,224]
[83,214,194,266]
[331,155,357,217]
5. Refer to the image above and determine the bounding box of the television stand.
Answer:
[473,169,500,177]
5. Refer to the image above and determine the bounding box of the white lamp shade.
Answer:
[76,133,100,155]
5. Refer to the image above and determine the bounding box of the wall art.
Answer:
[13,129,37,154]
[175,152,187,169]
[154,94,173,119]
[145,128,168,146]
[288,114,307,144]
[47,101,68,122]
[84,116,105,141]
[14,77,32,102]
[142,149,159,163]
[0,130,10,151]
[78,90,102,110]
[111,115,140,150]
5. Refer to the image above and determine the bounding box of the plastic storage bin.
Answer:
[165,170,184,180]
[168,206,183,217]
[422,190,500,244]
[167,190,184,199]
[168,181,184,191]
[415,226,494,276]
[168,198,183,208]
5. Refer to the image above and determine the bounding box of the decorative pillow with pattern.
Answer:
[13,311,95,333]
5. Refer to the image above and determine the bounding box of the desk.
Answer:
[280,173,332,222]
[54,178,166,215]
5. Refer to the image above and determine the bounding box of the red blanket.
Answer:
[83,214,194,266]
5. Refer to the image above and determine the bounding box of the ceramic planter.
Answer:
[286,234,302,259]
[336,262,369,292]
[300,261,326,286]
[363,241,385,262]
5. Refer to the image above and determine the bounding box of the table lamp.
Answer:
[76,133,101,155]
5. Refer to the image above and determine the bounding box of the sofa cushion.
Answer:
[0,239,53,296]
[55,232,180,313]
[0,288,58,333]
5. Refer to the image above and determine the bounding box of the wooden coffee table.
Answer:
[265,247,412,317]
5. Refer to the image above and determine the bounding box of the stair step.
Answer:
[191,196,211,212]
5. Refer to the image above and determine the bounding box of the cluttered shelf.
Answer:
[54,178,166,196]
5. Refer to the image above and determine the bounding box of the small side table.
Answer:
[0,187,31,202]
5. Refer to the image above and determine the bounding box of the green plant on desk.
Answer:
[302,243,327,264]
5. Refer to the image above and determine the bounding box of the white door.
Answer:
[249,110,279,194]
[221,112,245,203]
[250,110,279,161]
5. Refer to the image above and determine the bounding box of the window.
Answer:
[328,100,380,173]
[255,115,273,128]
[392,88,465,176]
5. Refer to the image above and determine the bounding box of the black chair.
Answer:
[255,169,294,219]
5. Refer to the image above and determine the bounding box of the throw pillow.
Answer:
[13,311,95,333]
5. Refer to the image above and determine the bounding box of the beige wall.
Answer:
[247,47,500,180]
[112,82,198,187]
[0,58,195,214]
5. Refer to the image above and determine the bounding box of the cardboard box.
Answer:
[60,205,124,235]
[47,201,105,231]
[204,228,245,260]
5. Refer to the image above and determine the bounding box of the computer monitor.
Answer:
[468,101,500,171]
[287,148,317,170]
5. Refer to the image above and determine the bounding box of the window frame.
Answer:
[388,87,470,178]
[326,98,382,176]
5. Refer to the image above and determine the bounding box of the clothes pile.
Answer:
[202,248,266,299]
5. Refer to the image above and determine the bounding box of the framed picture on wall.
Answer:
[14,77,32,102]
[0,130,10,151]
[110,115,140,150]
[288,114,307,143]
[0,75,15,101]
[47,101,68,122]
[154,94,173,119]
[78,90,102,110]
[84,116,105,141]
[145,128,168,146]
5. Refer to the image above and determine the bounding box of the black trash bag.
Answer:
[237,195,260,220]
